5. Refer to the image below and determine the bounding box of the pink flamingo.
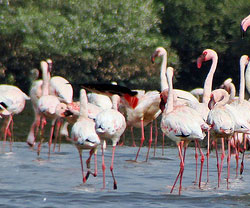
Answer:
[161,67,209,195]
[195,49,219,183]
[0,84,30,149]
[94,94,126,189]
[70,89,100,183]
[36,61,61,156]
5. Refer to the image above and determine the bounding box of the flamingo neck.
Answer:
[165,73,174,114]
[42,69,50,96]
[215,91,230,107]
[78,90,88,119]
[202,55,218,104]
[160,53,168,91]
[228,83,236,101]
[111,94,120,111]
[245,62,250,95]
[239,60,246,102]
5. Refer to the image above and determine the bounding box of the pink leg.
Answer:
[206,130,210,183]
[153,119,158,157]
[135,119,145,161]
[110,146,117,189]
[53,119,61,152]
[146,122,153,162]
[240,134,246,175]
[197,140,205,189]
[85,148,98,180]
[179,143,187,195]
[37,116,47,156]
[194,141,198,184]
[48,119,56,157]
[227,138,231,189]
[78,148,86,183]
[101,143,106,189]
[170,141,184,194]
[219,137,225,185]
[214,140,220,188]
[3,115,13,149]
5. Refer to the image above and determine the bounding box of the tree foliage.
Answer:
[159,0,250,91]
[0,0,173,94]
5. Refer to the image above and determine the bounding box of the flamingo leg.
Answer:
[101,143,106,189]
[110,146,118,190]
[134,118,145,161]
[206,130,210,183]
[179,143,187,195]
[240,134,246,175]
[170,141,184,194]
[77,148,86,183]
[53,119,62,152]
[153,119,158,157]
[85,148,97,180]
[219,137,225,185]
[48,119,57,157]
[227,138,231,189]
[146,122,153,162]
[194,140,198,184]
[214,139,220,188]
[37,116,46,156]
[197,140,205,189]
[3,115,12,149]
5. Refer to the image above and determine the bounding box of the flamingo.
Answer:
[94,94,126,189]
[70,89,100,183]
[36,61,61,156]
[161,67,209,195]
[151,46,200,158]
[193,49,219,183]
[228,55,250,175]
[27,59,73,148]
[0,84,30,149]
[241,14,250,32]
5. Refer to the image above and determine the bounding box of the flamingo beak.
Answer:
[197,54,206,68]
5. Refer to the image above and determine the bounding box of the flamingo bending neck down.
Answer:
[161,67,209,194]
[241,14,250,32]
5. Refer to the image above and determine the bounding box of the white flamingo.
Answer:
[95,94,126,189]
[70,89,100,183]
[161,67,209,194]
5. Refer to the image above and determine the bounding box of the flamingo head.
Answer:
[46,58,53,72]
[220,78,232,90]
[241,14,250,32]
[151,47,167,63]
[197,49,217,68]
[55,103,68,117]
[240,55,249,69]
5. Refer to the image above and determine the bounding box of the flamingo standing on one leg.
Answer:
[94,94,126,189]
[161,67,209,195]
[70,89,100,183]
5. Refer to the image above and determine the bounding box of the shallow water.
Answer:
[0,141,249,208]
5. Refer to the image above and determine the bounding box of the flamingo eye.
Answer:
[203,51,207,56]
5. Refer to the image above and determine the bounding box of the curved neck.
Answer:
[216,91,230,107]
[202,55,218,104]
[79,90,88,119]
[165,72,174,113]
[239,60,246,102]
[228,83,236,101]
[160,53,168,91]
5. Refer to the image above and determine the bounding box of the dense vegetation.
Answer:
[0,0,250,96]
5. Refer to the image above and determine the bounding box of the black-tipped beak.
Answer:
[64,110,74,117]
